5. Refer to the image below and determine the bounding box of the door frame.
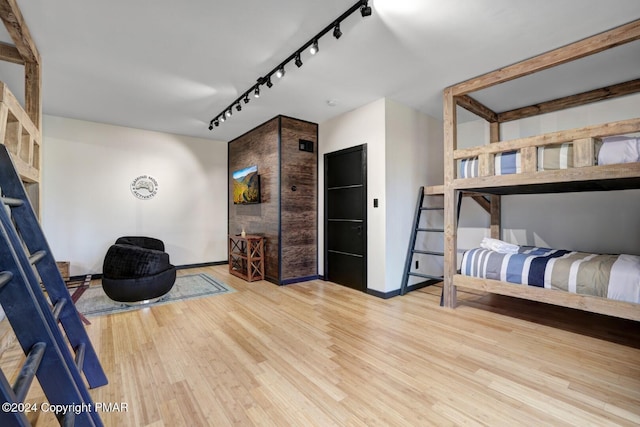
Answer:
[324,143,367,291]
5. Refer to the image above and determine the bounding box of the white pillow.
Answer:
[598,136,640,165]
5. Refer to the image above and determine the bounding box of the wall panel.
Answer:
[228,116,318,284]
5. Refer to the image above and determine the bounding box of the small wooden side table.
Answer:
[228,235,264,282]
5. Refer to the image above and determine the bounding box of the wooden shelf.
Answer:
[228,235,264,282]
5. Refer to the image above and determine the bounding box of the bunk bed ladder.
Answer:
[0,144,106,426]
[400,186,447,296]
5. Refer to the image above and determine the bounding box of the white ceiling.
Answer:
[1,0,639,142]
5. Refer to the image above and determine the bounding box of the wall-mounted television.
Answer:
[233,165,261,204]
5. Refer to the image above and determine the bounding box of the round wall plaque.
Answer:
[130,175,158,200]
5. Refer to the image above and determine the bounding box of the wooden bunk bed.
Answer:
[0,0,42,360]
[0,0,42,213]
[0,6,109,427]
[442,19,640,322]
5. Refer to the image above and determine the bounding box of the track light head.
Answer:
[220,115,226,123]
[310,40,319,55]
[333,22,342,39]
[295,54,303,68]
[226,109,232,118]
[244,94,250,104]
[209,123,213,131]
[266,77,273,88]
[214,120,219,127]
[254,86,260,98]
[236,103,242,112]
[276,66,285,79]
[360,1,372,17]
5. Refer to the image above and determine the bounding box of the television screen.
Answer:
[233,165,261,204]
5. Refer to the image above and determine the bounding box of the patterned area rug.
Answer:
[75,273,235,317]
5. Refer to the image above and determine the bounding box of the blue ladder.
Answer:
[0,145,106,426]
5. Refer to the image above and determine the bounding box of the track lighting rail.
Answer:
[209,0,371,130]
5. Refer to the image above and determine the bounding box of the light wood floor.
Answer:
[2,265,639,426]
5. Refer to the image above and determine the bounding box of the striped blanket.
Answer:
[460,246,640,303]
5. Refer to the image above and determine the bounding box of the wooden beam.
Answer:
[0,81,38,138]
[489,195,501,239]
[573,137,598,168]
[0,82,40,183]
[456,95,498,122]
[478,153,494,177]
[424,185,444,195]
[0,40,23,64]
[0,103,8,146]
[498,79,640,122]
[489,122,500,144]
[443,87,457,309]
[469,195,491,213]
[450,19,640,96]
[454,274,640,321]
[452,162,640,193]
[0,0,40,64]
[488,122,501,240]
[454,117,640,159]
[24,60,41,129]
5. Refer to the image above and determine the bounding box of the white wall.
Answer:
[319,99,387,291]
[456,93,640,258]
[385,99,443,291]
[319,98,443,293]
[42,116,228,276]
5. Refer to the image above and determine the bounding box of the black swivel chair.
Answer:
[102,236,176,303]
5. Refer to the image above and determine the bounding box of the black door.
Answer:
[325,144,366,291]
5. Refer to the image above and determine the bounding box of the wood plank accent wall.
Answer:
[228,116,318,284]
[280,117,318,281]
[229,118,280,281]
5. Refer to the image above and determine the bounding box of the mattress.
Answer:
[458,135,640,178]
[460,246,640,304]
